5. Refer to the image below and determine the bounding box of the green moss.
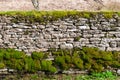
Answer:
[0,47,119,74]
[41,60,57,73]
[72,58,83,69]
[99,12,115,18]
[0,11,119,23]
[31,51,45,60]
[74,36,81,41]
[117,12,120,17]
[24,56,36,73]
[0,62,5,69]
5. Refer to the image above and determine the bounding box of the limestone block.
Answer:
[0,69,7,72]
[16,28,23,32]
[90,38,101,44]
[5,25,12,29]
[60,43,73,49]
[82,34,92,38]
[117,42,120,47]
[53,39,59,42]
[67,29,77,32]
[115,33,120,38]
[73,42,81,48]
[107,47,120,51]
[102,26,111,31]
[52,33,63,39]
[62,22,73,26]
[12,24,19,28]
[63,33,70,38]
[100,39,109,47]
[78,25,90,30]
[117,69,120,75]
[32,25,37,29]
[59,38,67,42]
[109,41,117,48]
[101,22,110,25]
[0,39,3,43]
[79,38,89,44]
[69,32,76,37]
[44,34,51,39]
[91,26,98,30]
[118,23,120,27]
[22,26,31,29]
[67,25,76,29]
[0,25,2,29]
[49,42,59,48]
[59,25,67,31]
[38,25,45,29]
[53,22,61,26]
[0,34,2,39]
[93,34,104,38]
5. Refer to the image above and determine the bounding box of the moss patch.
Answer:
[0,11,120,23]
[0,47,119,74]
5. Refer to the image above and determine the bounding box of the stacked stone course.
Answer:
[0,14,120,53]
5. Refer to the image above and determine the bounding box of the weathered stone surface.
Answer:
[109,41,117,48]
[78,25,90,30]
[60,43,73,49]
[0,14,120,53]
[117,69,120,75]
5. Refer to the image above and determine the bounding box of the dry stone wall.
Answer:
[0,14,120,53]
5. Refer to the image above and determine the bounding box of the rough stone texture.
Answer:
[0,14,120,53]
[117,69,120,75]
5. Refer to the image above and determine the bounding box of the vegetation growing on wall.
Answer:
[50,47,120,73]
[0,47,119,74]
[0,11,119,23]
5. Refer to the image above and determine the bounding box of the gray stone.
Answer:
[117,69,120,75]
[59,25,67,31]
[52,33,63,39]
[0,69,7,72]
[32,25,37,29]
[0,35,2,39]
[0,39,3,43]
[90,38,101,44]
[12,24,18,28]
[62,22,73,26]
[59,38,67,42]
[118,23,120,27]
[91,26,98,30]
[16,29,23,32]
[69,32,76,37]
[67,25,76,29]
[78,25,90,30]
[60,43,73,49]
[5,25,12,29]
[23,26,31,29]
[38,25,45,29]
[109,41,117,48]
[101,22,109,25]
[93,34,104,38]
[49,42,60,48]
[82,34,92,38]
[73,42,82,48]
[8,69,17,73]
[44,34,51,39]
[67,29,77,32]
[0,14,120,53]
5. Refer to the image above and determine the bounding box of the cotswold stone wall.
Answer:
[0,14,120,53]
